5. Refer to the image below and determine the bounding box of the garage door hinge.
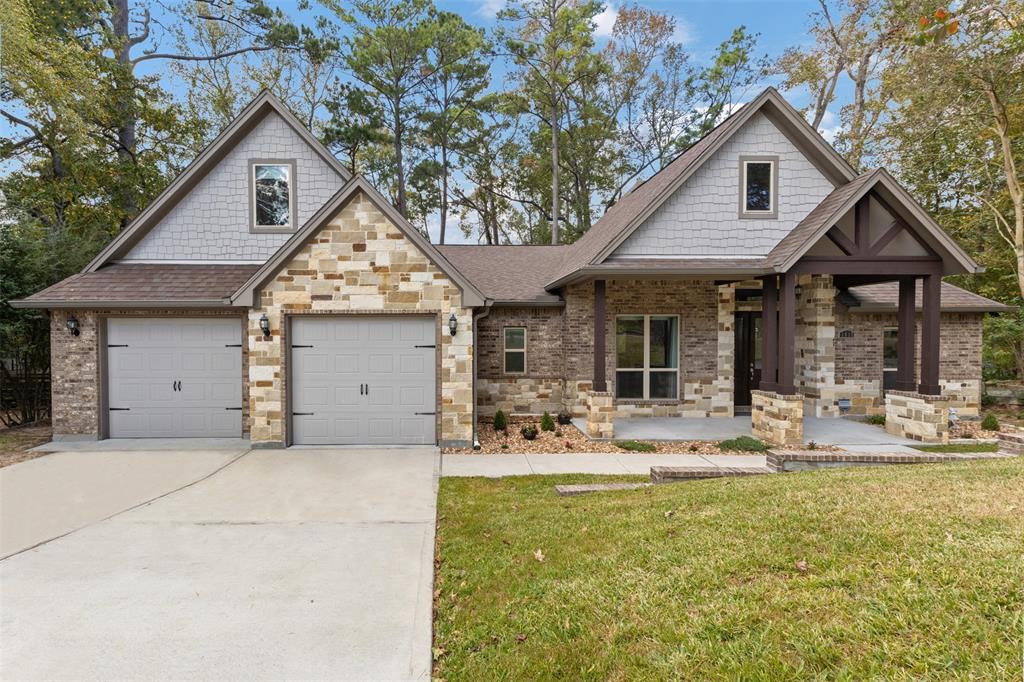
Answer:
[224,343,242,347]
[107,344,129,348]
[414,344,436,348]
[224,407,243,411]
[292,412,315,416]
[109,407,130,411]
[414,411,437,415]
[292,344,314,348]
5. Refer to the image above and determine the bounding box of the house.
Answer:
[12,88,1011,447]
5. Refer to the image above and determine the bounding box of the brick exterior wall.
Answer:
[248,190,474,446]
[49,310,248,439]
[476,307,565,415]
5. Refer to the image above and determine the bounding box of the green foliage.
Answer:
[540,411,555,431]
[981,413,1000,431]
[717,436,768,452]
[865,414,887,426]
[493,409,508,432]
[615,440,657,452]
[520,425,538,440]
[913,442,999,453]
[556,412,573,425]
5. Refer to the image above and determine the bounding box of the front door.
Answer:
[734,312,763,409]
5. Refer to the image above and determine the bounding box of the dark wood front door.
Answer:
[734,312,763,408]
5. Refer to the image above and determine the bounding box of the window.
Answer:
[251,161,295,230]
[615,315,678,400]
[739,157,777,218]
[504,327,526,374]
[883,327,898,390]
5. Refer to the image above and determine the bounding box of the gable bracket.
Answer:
[826,226,857,256]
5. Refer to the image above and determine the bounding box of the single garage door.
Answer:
[290,316,436,446]
[106,318,243,438]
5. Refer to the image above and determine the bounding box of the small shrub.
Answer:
[981,413,1000,431]
[688,444,699,452]
[717,436,768,452]
[540,411,556,432]
[807,441,817,450]
[615,440,657,452]
[864,414,886,426]
[493,409,508,432]
[520,425,539,440]
[564,441,573,449]
[554,429,563,437]
[500,443,509,450]
[556,411,573,425]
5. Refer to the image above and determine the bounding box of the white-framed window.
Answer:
[615,315,679,400]
[250,161,295,230]
[740,157,777,218]
[504,327,526,374]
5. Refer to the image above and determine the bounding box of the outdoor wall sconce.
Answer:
[259,313,271,339]
[794,284,804,299]
[66,315,80,336]
[448,313,458,337]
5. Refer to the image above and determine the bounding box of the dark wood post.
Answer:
[777,272,796,394]
[918,273,941,395]
[854,196,870,254]
[896,277,917,391]
[593,279,607,392]
[760,275,778,392]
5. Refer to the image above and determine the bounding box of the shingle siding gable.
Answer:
[613,112,835,258]
[123,111,344,262]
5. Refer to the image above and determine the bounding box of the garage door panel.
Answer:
[106,318,242,438]
[290,316,435,446]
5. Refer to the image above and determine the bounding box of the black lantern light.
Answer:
[447,313,458,337]
[259,313,271,339]
[66,315,80,336]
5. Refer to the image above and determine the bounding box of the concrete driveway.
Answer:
[1,447,439,681]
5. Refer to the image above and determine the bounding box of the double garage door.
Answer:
[290,316,437,446]
[106,318,243,438]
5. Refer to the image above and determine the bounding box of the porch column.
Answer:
[918,273,941,395]
[760,275,778,392]
[593,279,607,392]
[777,272,797,394]
[895,277,917,391]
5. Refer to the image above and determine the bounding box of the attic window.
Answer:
[251,160,295,231]
[739,156,777,219]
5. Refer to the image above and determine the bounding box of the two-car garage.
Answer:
[103,315,437,445]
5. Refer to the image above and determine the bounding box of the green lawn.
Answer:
[434,459,1024,680]
[913,442,1000,453]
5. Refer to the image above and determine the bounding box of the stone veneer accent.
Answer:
[49,310,248,439]
[586,391,614,439]
[884,390,950,444]
[248,190,473,447]
[478,379,564,417]
[796,274,839,417]
[751,389,804,446]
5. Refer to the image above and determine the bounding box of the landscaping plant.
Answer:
[717,436,768,452]
[520,425,538,440]
[556,412,573,425]
[615,440,657,452]
[981,413,999,431]
[540,411,555,432]
[493,409,507,432]
[864,414,886,426]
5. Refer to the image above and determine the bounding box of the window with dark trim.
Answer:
[504,327,526,374]
[883,327,898,390]
[615,315,678,399]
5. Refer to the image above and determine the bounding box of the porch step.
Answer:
[649,465,774,483]
[555,482,653,496]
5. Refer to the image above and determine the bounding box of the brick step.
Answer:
[649,466,774,483]
[767,449,1016,473]
[555,482,652,496]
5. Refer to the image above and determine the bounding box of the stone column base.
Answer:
[884,391,950,444]
[586,391,614,439]
[751,389,804,446]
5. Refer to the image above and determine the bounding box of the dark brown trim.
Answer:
[854,196,870,254]
[791,257,942,276]
[777,273,796,394]
[871,192,940,256]
[896,277,917,391]
[593,280,607,392]
[867,220,902,256]
[918,274,941,395]
[760,275,778,392]
[826,227,856,256]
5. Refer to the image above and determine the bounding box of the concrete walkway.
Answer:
[1,447,439,681]
[442,452,766,477]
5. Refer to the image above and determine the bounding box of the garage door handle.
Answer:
[415,412,436,416]
[293,412,315,416]
[109,407,130,411]
[224,407,242,411]
[292,344,314,348]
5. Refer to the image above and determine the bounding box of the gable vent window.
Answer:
[251,161,295,231]
[739,157,777,219]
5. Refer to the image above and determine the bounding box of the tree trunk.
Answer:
[393,94,407,217]
[551,102,560,245]
[985,86,1024,302]
[439,146,448,244]
[111,0,138,221]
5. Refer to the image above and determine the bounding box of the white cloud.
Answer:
[425,212,476,245]
[812,109,843,144]
[593,3,618,37]
[476,0,505,19]
[671,16,696,46]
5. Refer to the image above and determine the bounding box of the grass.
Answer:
[614,439,657,452]
[717,435,768,452]
[913,442,1000,454]
[434,459,1024,680]
[864,414,887,426]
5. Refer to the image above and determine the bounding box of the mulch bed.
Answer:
[442,417,835,455]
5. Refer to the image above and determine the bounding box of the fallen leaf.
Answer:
[664,510,675,519]
[432,647,445,661]
[795,560,809,573]
[516,633,528,643]
[534,549,545,562]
